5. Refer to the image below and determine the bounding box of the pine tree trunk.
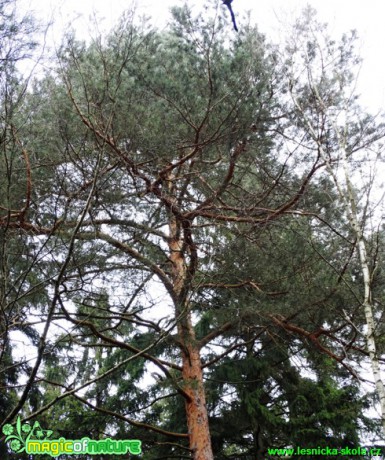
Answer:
[170,245,214,459]
[182,334,213,459]
[168,171,214,459]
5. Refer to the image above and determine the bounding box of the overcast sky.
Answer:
[19,0,385,112]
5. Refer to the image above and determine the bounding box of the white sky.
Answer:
[20,0,385,113]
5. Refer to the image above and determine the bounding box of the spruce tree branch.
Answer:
[72,393,189,439]
[23,331,189,428]
[3,148,105,425]
[75,230,175,300]
[269,314,360,379]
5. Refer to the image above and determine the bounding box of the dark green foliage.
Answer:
[0,4,42,458]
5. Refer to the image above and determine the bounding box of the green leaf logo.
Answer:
[2,417,53,453]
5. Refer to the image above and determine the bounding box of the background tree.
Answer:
[0,1,48,457]
[281,6,385,440]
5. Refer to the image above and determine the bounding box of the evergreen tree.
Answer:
[1,2,384,459]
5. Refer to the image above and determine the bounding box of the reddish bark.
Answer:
[182,343,213,460]
[168,176,214,459]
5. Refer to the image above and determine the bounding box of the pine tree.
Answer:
[1,2,384,458]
